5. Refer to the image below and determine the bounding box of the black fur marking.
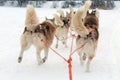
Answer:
[77,35,81,38]
[18,57,22,63]
[35,26,41,33]
[87,28,99,40]
[61,17,69,26]
[23,27,33,34]
[42,57,47,63]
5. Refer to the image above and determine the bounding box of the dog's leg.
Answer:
[18,46,30,63]
[80,53,84,65]
[64,40,68,48]
[78,50,84,65]
[36,48,43,65]
[18,48,24,63]
[55,39,59,48]
[86,54,94,72]
[18,38,31,63]
[42,47,49,63]
[63,40,68,48]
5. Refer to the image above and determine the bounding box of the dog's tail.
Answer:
[53,14,63,26]
[56,9,65,17]
[25,5,39,28]
[71,6,89,37]
[82,0,92,19]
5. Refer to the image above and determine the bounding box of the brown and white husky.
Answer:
[71,0,99,72]
[18,5,56,65]
[52,9,70,48]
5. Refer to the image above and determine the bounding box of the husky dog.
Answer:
[18,5,56,65]
[71,0,99,72]
[76,9,99,72]
[52,9,70,48]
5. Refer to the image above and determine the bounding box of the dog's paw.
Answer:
[85,67,91,72]
[38,61,43,65]
[83,53,87,61]
[42,59,46,63]
[55,44,58,48]
[80,61,84,66]
[42,57,47,63]
[38,59,46,65]
[85,70,91,73]
[18,57,22,63]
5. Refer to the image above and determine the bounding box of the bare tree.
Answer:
[83,0,115,9]
[106,0,115,9]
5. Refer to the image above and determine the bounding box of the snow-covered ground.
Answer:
[0,2,120,80]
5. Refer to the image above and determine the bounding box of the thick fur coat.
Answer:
[76,9,99,72]
[18,5,56,65]
[53,10,70,48]
[71,0,99,72]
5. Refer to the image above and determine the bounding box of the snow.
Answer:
[0,2,120,80]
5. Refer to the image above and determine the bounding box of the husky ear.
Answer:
[91,10,96,15]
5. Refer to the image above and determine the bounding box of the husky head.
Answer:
[56,9,70,28]
[84,9,99,29]
[60,16,70,28]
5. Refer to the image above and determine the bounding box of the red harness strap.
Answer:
[41,36,86,80]
[68,35,74,80]
[49,47,68,62]
[41,39,68,62]
[67,57,72,80]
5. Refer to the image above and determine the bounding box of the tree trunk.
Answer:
[90,0,115,9]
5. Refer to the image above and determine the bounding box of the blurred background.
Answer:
[0,0,119,10]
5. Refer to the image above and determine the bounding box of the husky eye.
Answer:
[68,19,69,22]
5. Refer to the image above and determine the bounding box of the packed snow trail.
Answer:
[0,3,120,80]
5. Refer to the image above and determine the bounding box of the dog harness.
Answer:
[23,26,41,34]
[77,28,99,41]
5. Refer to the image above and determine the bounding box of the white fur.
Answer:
[82,0,92,19]
[71,7,89,37]
[76,38,98,72]
[19,31,48,65]
[53,14,63,26]
[55,26,68,48]
[56,9,65,17]
[53,11,69,48]
[25,5,39,31]
[71,0,98,72]
[18,5,55,65]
